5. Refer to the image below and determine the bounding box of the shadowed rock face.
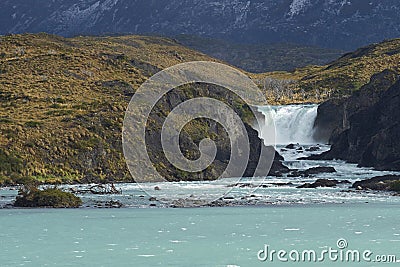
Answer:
[310,69,400,171]
[243,125,290,178]
[313,70,399,144]
[312,98,347,144]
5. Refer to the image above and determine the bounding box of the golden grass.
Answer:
[1,33,399,182]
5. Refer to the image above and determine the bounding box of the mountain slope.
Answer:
[0,34,209,184]
[0,33,287,185]
[256,38,400,103]
[1,0,400,50]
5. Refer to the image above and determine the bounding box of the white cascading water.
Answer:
[257,105,319,145]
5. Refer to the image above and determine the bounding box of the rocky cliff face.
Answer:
[313,70,399,143]
[311,69,400,171]
[1,0,400,50]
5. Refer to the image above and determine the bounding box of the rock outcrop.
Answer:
[289,166,336,178]
[297,179,350,189]
[244,125,290,177]
[310,70,400,171]
[352,175,400,192]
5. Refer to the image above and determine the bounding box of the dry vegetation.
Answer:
[1,33,400,183]
[252,38,400,104]
[0,33,217,184]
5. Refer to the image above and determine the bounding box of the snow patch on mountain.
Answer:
[233,0,251,27]
[288,0,311,17]
[44,0,120,34]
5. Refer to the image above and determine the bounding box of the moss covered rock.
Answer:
[14,187,82,208]
[352,175,400,192]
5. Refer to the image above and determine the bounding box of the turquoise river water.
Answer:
[0,204,399,266]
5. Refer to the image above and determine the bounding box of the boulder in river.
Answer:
[351,175,400,191]
[305,146,320,152]
[297,179,350,188]
[285,144,296,149]
[289,166,336,177]
[303,167,336,176]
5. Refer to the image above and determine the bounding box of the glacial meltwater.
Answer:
[0,206,399,266]
[1,105,399,266]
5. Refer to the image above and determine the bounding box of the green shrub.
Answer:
[14,187,82,208]
[0,149,23,175]
[0,175,12,186]
[24,121,42,128]
[14,176,39,187]
[49,103,62,109]
[0,118,13,124]
[54,97,66,104]
[389,181,400,192]
[45,109,73,116]
[74,136,101,149]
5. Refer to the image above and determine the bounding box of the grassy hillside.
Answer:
[1,33,399,184]
[253,38,400,104]
[0,33,220,185]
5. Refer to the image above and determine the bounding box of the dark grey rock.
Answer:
[285,144,296,149]
[303,167,336,176]
[297,179,348,189]
[305,146,320,152]
[309,70,400,171]
[352,175,400,191]
[289,167,336,177]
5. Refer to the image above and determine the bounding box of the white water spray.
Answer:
[258,105,318,145]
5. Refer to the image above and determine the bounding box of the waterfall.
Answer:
[257,105,318,145]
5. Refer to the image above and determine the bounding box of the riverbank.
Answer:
[2,144,400,209]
